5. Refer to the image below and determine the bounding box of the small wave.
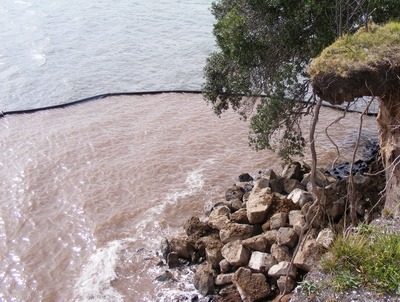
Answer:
[73,239,131,302]
[165,169,204,204]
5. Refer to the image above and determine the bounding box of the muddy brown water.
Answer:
[0,93,378,301]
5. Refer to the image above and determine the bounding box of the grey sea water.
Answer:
[0,0,215,112]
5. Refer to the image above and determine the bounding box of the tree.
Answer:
[203,0,400,162]
[310,22,400,219]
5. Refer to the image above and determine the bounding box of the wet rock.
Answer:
[167,252,179,268]
[155,270,178,282]
[270,212,288,230]
[232,267,271,302]
[239,173,253,182]
[170,238,195,260]
[184,216,212,237]
[220,223,254,244]
[193,262,215,296]
[268,261,297,279]
[221,240,251,266]
[277,227,298,249]
[161,238,171,261]
[225,186,245,201]
[248,251,278,273]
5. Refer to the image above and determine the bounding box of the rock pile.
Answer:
[160,160,385,301]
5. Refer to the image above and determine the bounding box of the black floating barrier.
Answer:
[0,90,377,117]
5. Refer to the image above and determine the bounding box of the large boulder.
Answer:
[169,238,195,260]
[232,267,271,302]
[242,230,277,252]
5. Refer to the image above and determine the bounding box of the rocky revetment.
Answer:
[158,150,389,301]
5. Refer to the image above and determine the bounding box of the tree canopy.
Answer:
[203,0,400,161]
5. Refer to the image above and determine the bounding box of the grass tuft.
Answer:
[322,224,400,294]
[309,21,400,77]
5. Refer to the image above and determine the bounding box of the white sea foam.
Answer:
[74,240,130,302]
[165,169,205,204]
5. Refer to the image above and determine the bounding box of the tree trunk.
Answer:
[376,96,400,217]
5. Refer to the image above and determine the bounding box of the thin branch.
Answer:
[324,103,350,168]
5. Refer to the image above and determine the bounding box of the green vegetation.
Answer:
[203,0,400,161]
[309,22,400,77]
[322,224,400,294]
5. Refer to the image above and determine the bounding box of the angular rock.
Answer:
[242,234,269,252]
[288,210,307,235]
[287,188,313,208]
[247,188,272,224]
[316,228,335,249]
[254,178,270,190]
[248,251,278,273]
[208,206,231,230]
[220,223,254,244]
[268,261,297,279]
[232,267,271,302]
[225,185,245,201]
[269,177,285,194]
[215,273,234,286]
[239,173,253,182]
[281,162,301,180]
[293,238,324,271]
[217,285,242,301]
[155,270,178,282]
[170,238,195,260]
[277,276,297,294]
[160,238,171,261]
[276,227,298,248]
[284,178,305,194]
[258,169,277,180]
[225,198,243,212]
[270,212,288,230]
[167,252,179,268]
[193,263,215,296]
[205,244,224,269]
[270,243,292,262]
[184,216,212,237]
[219,259,232,273]
[230,208,249,224]
[221,240,250,266]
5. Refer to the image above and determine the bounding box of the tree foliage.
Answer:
[203,0,400,162]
